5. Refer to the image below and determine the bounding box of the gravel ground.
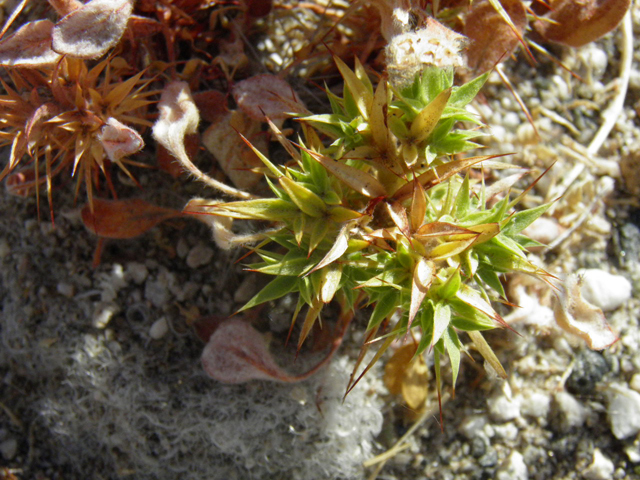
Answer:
[2,3,640,480]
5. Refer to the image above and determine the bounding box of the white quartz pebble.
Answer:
[149,317,169,339]
[578,269,631,312]
[582,449,614,480]
[606,383,640,440]
[497,451,528,480]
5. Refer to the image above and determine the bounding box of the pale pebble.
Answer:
[518,390,550,420]
[579,269,631,311]
[582,449,614,480]
[489,387,521,423]
[497,451,528,480]
[0,438,17,460]
[492,422,519,442]
[606,383,640,439]
[459,415,487,440]
[553,392,587,431]
[630,373,640,392]
[149,317,169,340]
[92,302,120,329]
[126,262,149,285]
[56,282,75,298]
[186,244,214,269]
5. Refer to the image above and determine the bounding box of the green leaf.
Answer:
[367,289,401,330]
[215,198,299,221]
[239,275,298,312]
[449,72,489,107]
[432,302,451,347]
[443,326,462,386]
[251,255,314,276]
[502,202,553,236]
[476,266,506,298]
[436,269,461,300]
[454,173,471,219]
[279,176,327,218]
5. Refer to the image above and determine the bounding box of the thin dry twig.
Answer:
[364,393,451,479]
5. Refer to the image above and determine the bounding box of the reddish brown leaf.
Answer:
[464,0,527,73]
[202,318,340,384]
[232,74,308,128]
[81,198,182,239]
[532,0,630,48]
[201,110,266,190]
[193,90,228,123]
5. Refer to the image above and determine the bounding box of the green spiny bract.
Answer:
[209,59,552,395]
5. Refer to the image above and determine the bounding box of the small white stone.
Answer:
[92,302,120,329]
[126,262,149,285]
[582,449,614,480]
[186,244,214,269]
[492,422,519,441]
[553,392,587,430]
[149,317,169,340]
[625,443,640,463]
[522,217,561,246]
[606,383,640,439]
[578,269,631,312]
[630,374,640,392]
[459,415,488,439]
[489,390,521,423]
[56,282,75,298]
[519,390,550,420]
[0,438,17,460]
[497,451,528,480]
[502,112,520,130]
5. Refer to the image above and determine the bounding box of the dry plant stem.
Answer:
[548,11,632,213]
[364,393,451,479]
[0,0,27,39]
[587,10,633,157]
[544,176,615,251]
[496,64,539,140]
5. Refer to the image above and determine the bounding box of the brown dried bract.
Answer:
[464,0,527,73]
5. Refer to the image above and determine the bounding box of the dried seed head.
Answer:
[386,17,467,87]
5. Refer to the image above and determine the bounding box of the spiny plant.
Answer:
[189,58,555,401]
[0,0,158,217]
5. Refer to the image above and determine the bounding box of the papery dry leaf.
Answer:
[464,0,527,73]
[48,0,83,16]
[202,319,287,383]
[81,198,181,239]
[553,274,618,350]
[532,0,630,48]
[232,74,307,128]
[52,0,133,59]
[384,343,429,410]
[0,20,61,66]
[98,117,144,162]
[5,166,43,197]
[201,110,266,190]
[201,318,339,384]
